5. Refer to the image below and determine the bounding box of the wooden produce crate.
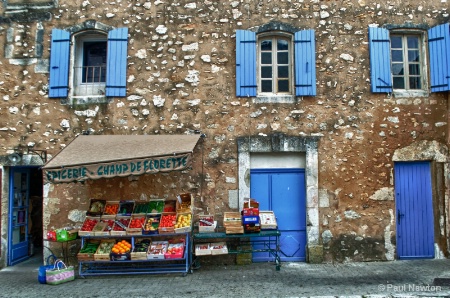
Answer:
[174,213,192,233]
[225,226,244,234]
[210,242,228,255]
[259,211,278,230]
[195,243,211,256]
[163,200,176,212]
[79,216,100,236]
[176,193,193,213]
[118,200,135,216]
[94,239,115,261]
[103,201,120,216]
[92,221,108,236]
[132,202,150,215]
[131,238,151,260]
[77,240,100,261]
[158,212,176,234]
[86,199,106,216]
[126,215,145,235]
[142,214,161,235]
[110,216,130,236]
[223,212,242,227]
[147,199,165,214]
[198,215,216,233]
[96,215,116,236]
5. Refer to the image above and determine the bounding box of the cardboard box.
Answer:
[210,242,228,255]
[259,211,278,230]
[242,207,259,216]
[243,198,259,209]
[147,241,168,260]
[195,243,211,256]
[56,229,78,242]
[176,193,193,213]
[244,216,261,233]
[242,216,259,225]
[165,239,185,259]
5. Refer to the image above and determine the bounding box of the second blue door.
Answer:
[250,169,306,262]
[395,161,434,259]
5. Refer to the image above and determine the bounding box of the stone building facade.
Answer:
[0,0,449,267]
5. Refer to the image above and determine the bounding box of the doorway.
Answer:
[8,166,43,266]
[394,161,434,259]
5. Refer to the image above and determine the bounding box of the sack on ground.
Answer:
[45,260,75,285]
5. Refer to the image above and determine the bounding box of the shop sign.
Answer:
[44,153,191,183]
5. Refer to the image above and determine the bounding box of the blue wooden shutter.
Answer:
[49,29,70,98]
[428,23,450,92]
[294,29,316,96]
[368,27,393,93]
[236,30,256,97]
[106,28,128,97]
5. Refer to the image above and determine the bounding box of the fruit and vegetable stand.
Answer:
[76,194,194,277]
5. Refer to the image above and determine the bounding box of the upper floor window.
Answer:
[390,34,422,90]
[73,33,107,97]
[49,25,128,103]
[369,23,450,95]
[236,28,316,100]
[259,35,293,94]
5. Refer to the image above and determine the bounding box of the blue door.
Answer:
[395,162,434,259]
[250,169,306,262]
[8,168,31,265]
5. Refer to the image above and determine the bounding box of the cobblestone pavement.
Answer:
[1,252,450,298]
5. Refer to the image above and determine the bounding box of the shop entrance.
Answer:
[8,166,43,266]
[250,168,306,262]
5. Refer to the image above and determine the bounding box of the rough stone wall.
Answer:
[0,0,449,263]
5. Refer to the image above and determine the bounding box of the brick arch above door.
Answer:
[237,133,321,245]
